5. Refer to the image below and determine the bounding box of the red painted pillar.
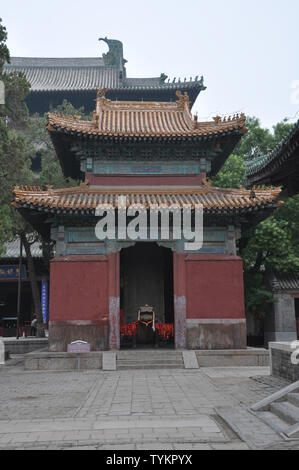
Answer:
[173,252,186,349]
[108,251,120,350]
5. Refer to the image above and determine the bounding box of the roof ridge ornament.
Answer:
[176,90,190,109]
[98,37,127,68]
[97,87,107,98]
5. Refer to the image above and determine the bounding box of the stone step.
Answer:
[116,350,184,370]
[117,356,183,361]
[116,357,183,363]
[116,362,184,369]
[270,402,299,426]
[117,352,180,357]
[287,393,299,408]
[117,356,183,359]
[257,411,290,434]
[117,364,184,370]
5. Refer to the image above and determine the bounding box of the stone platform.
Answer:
[196,348,269,367]
[24,348,269,371]
[2,337,48,355]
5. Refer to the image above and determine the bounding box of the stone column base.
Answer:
[186,319,247,350]
[49,321,109,352]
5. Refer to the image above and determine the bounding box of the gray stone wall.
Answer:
[270,342,299,382]
[264,293,297,345]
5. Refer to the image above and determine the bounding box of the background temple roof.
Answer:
[268,271,299,292]
[1,239,42,258]
[246,119,299,195]
[3,38,206,112]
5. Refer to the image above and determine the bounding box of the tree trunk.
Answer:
[21,233,45,338]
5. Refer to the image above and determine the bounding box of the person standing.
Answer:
[30,314,37,336]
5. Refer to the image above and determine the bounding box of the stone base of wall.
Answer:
[49,321,109,352]
[186,319,247,350]
[270,342,299,382]
[3,338,48,354]
[196,348,269,367]
[25,351,103,371]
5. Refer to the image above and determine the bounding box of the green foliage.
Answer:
[244,273,274,318]
[241,196,299,317]
[212,154,245,188]
[0,204,12,255]
[1,71,30,126]
[211,116,298,318]
[0,18,9,71]
[25,104,79,189]
[242,196,299,275]
[234,116,273,160]
[272,119,295,145]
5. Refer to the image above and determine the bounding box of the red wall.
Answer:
[185,254,245,319]
[86,173,204,186]
[50,255,109,322]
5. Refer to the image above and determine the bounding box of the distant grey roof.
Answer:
[7,57,105,67]
[4,62,121,92]
[2,239,42,258]
[4,58,205,94]
[269,271,299,292]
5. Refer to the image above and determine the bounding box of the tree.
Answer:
[0,18,9,71]
[212,154,245,189]
[0,18,46,336]
[234,116,273,160]
[240,196,299,318]
[210,116,298,319]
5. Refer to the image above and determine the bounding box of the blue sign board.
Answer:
[41,281,48,324]
[0,265,26,279]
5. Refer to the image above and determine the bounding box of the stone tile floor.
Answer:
[0,356,297,450]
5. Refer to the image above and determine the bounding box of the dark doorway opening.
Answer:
[120,243,174,348]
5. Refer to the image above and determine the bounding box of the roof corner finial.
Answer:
[160,73,168,84]
[97,87,107,98]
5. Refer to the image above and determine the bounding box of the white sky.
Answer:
[1,0,299,129]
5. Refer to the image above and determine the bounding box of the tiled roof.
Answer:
[46,90,247,140]
[5,63,121,92]
[269,271,299,292]
[13,183,281,215]
[6,57,105,67]
[246,119,299,180]
[4,58,204,94]
[125,76,205,91]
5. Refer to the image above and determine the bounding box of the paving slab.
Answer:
[0,363,293,450]
[182,351,199,369]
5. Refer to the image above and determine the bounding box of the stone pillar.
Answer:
[173,252,186,349]
[108,251,120,350]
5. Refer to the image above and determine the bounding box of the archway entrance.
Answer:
[120,243,174,348]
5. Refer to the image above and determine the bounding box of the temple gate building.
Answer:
[13,85,282,352]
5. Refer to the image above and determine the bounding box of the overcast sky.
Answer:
[1,0,299,129]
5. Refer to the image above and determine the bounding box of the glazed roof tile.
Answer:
[47,90,247,139]
[269,271,299,292]
[5,63,120,92]
[13,183,281,215]
[4,58,204,94]
[246,119,299,179]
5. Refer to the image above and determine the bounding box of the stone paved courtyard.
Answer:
[0,356,298,450]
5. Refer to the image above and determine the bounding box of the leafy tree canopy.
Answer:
[0,18,9,71]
